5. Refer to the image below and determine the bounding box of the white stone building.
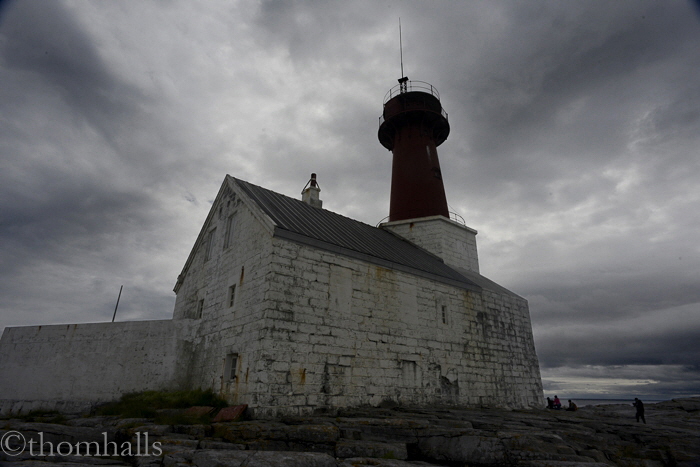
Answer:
[0,79,544,417]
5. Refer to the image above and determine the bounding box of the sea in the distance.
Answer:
[570,398,665,407]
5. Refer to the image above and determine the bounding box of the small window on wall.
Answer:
[436,300,449,325]
[223,214,236,249]
[204,228,216,261]
[228,285,236,308]
[195,299,204,318]
[225,353,239,381]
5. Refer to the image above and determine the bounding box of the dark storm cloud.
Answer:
[0,1,146,146]
[2,1,112,93]
[1,181,152,263]
[0,0,175,326]
[0,0,153,193]
[254,0,389,65]
[437,2,700,201]
[0,0,135,244]
[538,323,700,369]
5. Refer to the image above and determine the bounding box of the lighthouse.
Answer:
[378,77,451,222]
[379,77,481,275]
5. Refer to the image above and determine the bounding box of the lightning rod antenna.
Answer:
[398,18,408,93]
[399,18,404,78]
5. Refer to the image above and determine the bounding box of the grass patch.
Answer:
[96,389,228,419]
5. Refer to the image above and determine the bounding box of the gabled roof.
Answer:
[234,177,481,292]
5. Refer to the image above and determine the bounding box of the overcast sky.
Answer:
[1,0,699,401]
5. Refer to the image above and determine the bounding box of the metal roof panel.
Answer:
[235,178,480,292]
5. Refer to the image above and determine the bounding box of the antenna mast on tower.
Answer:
[399,18,408,93]
[399,18,404,77]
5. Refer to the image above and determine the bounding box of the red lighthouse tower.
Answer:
[378,78,451,222]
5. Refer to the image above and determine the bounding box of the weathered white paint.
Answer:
[166,178,542,417]
[0,320,194,404]
[381,216,480,273]
[0,176,543,417]
[249,237,542,417]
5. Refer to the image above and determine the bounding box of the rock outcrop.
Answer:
[1,398,699,466]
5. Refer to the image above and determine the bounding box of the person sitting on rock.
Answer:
[546,397,554,409]
[633,398,646,424]
[553,395,562,409]
[566,399,578,411]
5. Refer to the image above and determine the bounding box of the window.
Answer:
[195,299,204,318]
[225,353,238,381]
[223,214,236,249]
[228,285,236,308]
[204,228,216,261]
[436,300,449,325]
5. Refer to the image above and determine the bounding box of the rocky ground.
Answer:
[1,398,699,467]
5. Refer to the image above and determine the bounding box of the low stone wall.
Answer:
[0,320,190,404]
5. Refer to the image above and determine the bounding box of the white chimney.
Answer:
[301,173,322,209]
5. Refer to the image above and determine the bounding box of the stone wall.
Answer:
[171,183,274,406]
[381,216,480,273]
[251,236,543,417]
[0,319,189,406]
